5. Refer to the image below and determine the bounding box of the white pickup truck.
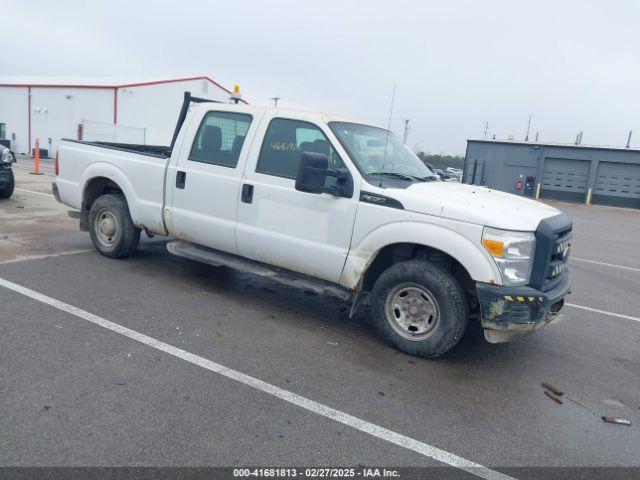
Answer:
[54,93,572,358]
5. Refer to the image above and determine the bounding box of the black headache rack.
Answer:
[62,92,222,158]
[529,213,573,292]
[168,91,222,155]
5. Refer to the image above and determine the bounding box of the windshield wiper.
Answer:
[370,172,421,181]
[371,172,438,182]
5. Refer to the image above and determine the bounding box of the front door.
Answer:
[168,108,257,254]
[236,115,359,284]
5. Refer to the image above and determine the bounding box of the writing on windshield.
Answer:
[329,122,436,182]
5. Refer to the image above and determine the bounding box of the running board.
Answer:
[166,240,352,301]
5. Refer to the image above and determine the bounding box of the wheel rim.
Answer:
[94,208,120,248]
[384,282,440,341]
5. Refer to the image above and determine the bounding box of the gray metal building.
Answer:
[463,139,640,209]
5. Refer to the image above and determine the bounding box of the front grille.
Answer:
[530,214,573,291]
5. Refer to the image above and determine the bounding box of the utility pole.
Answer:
[483,121,490,139]
[403,119,410,144]
[525,114,532,141]
[626,130,633,148]
[270,96,281,108]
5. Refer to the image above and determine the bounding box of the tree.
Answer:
[415,152,465,170]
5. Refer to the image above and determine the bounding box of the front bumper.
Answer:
[476,270,571,343]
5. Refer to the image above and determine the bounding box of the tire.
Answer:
[370,259,467,358]
[0,169,14,199]
[88,193,140,258]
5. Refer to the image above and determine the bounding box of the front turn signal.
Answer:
[482,238,504,257]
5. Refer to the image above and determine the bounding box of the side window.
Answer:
[256,118,344,180]
[189,111,252,168]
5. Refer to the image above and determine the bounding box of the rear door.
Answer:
[167,108,258,254]
[236,114,360,283]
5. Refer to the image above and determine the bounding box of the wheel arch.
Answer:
[80,164,137,231]
[360,243,476,294]
[341,221,501,292]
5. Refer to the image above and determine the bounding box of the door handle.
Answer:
[176,170,186,189]
[241,184,254,203]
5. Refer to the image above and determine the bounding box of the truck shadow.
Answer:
[134,242,527,367]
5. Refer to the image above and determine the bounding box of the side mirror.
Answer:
[295,152,353,197]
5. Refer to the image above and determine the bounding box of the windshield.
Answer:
[329,122,436,183]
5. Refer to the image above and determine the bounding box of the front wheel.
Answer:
[0,169,14,199]
[88,193,140,258]
[370,259,468,358]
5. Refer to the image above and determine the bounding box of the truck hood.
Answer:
[388,181,561,231]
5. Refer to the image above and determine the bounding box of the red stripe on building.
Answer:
[4,76,247,152]
[0,76,249,104]
[27,86,32,154]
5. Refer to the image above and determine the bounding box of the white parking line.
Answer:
[14,188,55,198]
[0,276,514,480]
[571,257,640,273]
[566,303,640,322]
[0,249,95,265]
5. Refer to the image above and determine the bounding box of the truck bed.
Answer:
[56,138,170,235]
[64,139,171,158]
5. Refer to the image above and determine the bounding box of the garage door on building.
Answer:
[593,162,640,208]
[466,158,486,185]
[541,158,590,201]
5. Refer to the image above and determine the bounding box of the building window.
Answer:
[189,111,252,168]
[256,118,344,180]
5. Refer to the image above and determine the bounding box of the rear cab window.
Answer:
[255,118,345,184]
[189,111,252,168]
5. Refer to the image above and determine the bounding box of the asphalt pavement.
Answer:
[1,172,639,479]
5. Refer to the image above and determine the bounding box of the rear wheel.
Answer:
[0,169,14,199]
[88,193,140,258]
[370,259,467,358]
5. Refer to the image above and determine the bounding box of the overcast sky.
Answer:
[4,0,640,154]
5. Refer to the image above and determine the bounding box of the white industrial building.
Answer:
[0,76,241,155]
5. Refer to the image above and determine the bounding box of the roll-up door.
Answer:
[593,162,640,208]
[541,158,590,200]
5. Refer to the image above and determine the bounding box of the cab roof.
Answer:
[197,102,380,129]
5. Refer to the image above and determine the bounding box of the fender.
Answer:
[340,220,502,290]
[80,162,167,234]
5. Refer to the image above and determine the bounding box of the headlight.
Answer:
[1,149,14,163]
[482,227,535,286]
